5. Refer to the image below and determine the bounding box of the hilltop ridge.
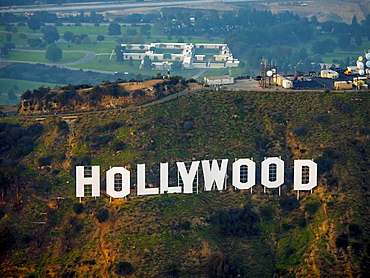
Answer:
[18,77,188,115]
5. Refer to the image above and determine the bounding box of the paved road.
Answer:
[0,0,252,14]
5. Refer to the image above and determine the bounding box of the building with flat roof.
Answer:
[118,43,239,70]
[204,76,235,86]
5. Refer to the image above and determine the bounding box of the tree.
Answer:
[115,261,134,276]
[140,24,151,37]
[108,22,121,36]
[7,89,17,100]
[131,34,144,44]
[142,56,152,70]
[115,45,124,62]
[0,46,9,56]
[96,34,105,42]
[5,24,12,32]
[207,252,238,278]
[45,44,62,62]
[96,208,109,223]
[11,26,18,33]
[355,30,362,47]
[63,31,74,43]
[41,25,60,44]
[73,203,84,214]
[311,39,335,55]
[4,43,15,50]
[27,38,42,47]
[27,17,41,32]
[74,36,82,45]
[82,37,91,44]
[337,35,351,50]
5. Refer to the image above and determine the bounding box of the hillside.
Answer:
[18,77,187,115]
[1,88,370,277]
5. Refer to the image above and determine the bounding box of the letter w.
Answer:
[202,159,228,191]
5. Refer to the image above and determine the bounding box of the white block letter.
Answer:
[261,157,284,188]
[76,166,100,197]
[294,160,317,191]
[160,163,182,194]
[177,161,200,194]
[106,167,130,198]
[137,164,159,195]
[232,158,255,190]
[202,159,228,191]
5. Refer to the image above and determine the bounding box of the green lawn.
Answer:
[69,54,139,72]
[6,50,86,64]
[59,42,116,52]
[0,78,62,105]
[57,25,108,36]
[67,54,207,79]
[1,32,41,48]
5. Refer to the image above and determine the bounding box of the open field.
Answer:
[0,78,60,106]
[6,50,86,64]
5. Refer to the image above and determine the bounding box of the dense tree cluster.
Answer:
[0,122,44,203]
[154,8,370,74]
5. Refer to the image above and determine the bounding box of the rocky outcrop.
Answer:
[18,79,185,115]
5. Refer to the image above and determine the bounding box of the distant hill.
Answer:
[1,87,370,277]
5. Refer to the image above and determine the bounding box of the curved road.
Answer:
[12,49,96,66]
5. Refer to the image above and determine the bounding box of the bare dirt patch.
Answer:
[102,2,238,18]
[121,79,165,91]
[251,1,368,23]
[103,1,369,24]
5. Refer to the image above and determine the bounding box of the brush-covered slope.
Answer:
[18,77,187,115]
[1,90,370,277]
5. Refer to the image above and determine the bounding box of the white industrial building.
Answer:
[204,76,235,86]
[118,42,240,70]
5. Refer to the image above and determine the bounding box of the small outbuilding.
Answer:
[334,81,353,90]
[204,75,234,86]
[320,70,339,79]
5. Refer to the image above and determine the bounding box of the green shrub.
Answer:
[207,252,238,278]
[116,261,134,276]
[73,203,84,214]
[112,141,126,152]
[96,208,109,223]
[336,234,349,249]
[38,155,52,167]
[293,126,308,136]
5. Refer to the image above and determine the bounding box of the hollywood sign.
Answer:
[76,157,317,199]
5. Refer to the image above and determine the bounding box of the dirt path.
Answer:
[91,217,111,277]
